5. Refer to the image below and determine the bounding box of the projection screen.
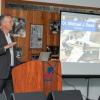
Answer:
[60,11,100,76]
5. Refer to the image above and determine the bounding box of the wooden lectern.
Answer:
[12,60,62,95]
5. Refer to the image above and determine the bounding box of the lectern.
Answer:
[12,60,62,94]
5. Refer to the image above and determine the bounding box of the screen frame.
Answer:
[60,11,100,78]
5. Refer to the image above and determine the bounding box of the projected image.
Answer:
[60,12,100,63]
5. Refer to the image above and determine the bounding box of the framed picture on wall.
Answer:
[50,21,60,34]
[11,17,26,38]
[30,24,43,48]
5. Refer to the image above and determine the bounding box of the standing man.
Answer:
[0,15,17,100]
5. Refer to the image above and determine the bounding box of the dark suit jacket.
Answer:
[0,29,17,79]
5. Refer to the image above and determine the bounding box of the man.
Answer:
[0,15,17,100]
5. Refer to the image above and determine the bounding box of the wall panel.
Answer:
[2,7,60,61]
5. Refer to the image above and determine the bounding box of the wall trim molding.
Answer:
[5,0,100,14]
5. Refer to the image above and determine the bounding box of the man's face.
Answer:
[1,16,13,32]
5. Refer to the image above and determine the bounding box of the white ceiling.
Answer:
[24,0,100,8]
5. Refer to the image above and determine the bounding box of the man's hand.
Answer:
[4,42,16,49]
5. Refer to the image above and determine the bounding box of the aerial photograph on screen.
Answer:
[60,12,100,63]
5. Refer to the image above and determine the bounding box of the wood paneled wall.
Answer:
[2,7,60,62]
[0,0,1,15]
